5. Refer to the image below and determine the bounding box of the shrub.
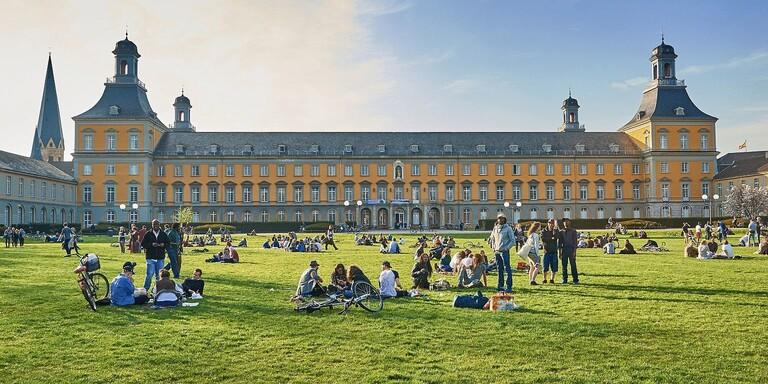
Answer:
[193,224,236,234]
[617,219,663,229]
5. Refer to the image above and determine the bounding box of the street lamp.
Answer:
[356,200,363,229]
[701,194,719,224]
[119,204,127,223]
[515,201,522,223]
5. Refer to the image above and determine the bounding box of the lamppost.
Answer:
[343,200,350,228]
[119,204,127,224]
[701,193,719,224]
[356,200,363,229]
[503,201,510,220]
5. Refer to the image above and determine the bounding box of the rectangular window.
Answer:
[277,165,286,177]
[462,164,471,176]
[327,164,336,177]
[174,186,184,203]
[344,185,353,201]
[411,186,420,201]
[660,162,669,174]
[394,186,403,200]
[225,185,235,203]
[103,163,115,176]
[614,163,622,175]
[661,183,670,199]
[579,164,588,175]
[428,164,437,176]
[660,133,668,149]
[106,186,115,203]
[361,185,370,201]
[545,164,554,176]
[260,165,268,177]
[225,165,234,177]
[702,182,709,196]
[681,162,689,173]
[311,185,320,203]
[632,163,641,174]
[191,165,200,177]
[310,164,319,177]
[579,184,588,200]
[83,165,92,176]
[445,164,454,176]
[345,164,353,177]
[700,133,709,150]
[129,133,139,150]
[479,164,488,176]
[191,186,200,203]
[596,185,605,200]
[377,185,387,201]
[156,165,165,177]
[83,186,92,203]
[596,163,604,175]
[495,185,504,201]
[294,186,303,203]
[129,186,138,202]
[243,165,252,177]
[563,184,571,201]
[632,184,640,200]
[294,165,303,177]
[106,133,116,151]
[5,176,10,195]
[512,164,521,176]
[378,164,387,176]
[682,183,690,199]
[496,163,505,176]
[529,164,538,176]
[208,185,218,203]
[480,185,488,201]
[411,164,420,176]
[462,185,471,201]
[702,162,710,173]
[428,185,437,202]
[546,185,554,200]
[562,164,571,175]
[83,134,93,150]
[260,186,269,203]
[445,185,454,201]
[361,164,370,177]
[511,184,521,201]
[129,164,138,175]
[615,184,623,200]
[208,165,217,177]
[328,186,337,202]
[174,165,183,177]
[529,185,538,200]
[680,133,688,149]
[157,187,166,203]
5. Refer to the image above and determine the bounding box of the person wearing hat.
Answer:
[489,212,515,292]
[110,261,149,306]
[295,260,324,298]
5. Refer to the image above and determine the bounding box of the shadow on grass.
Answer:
[587,282,768,298]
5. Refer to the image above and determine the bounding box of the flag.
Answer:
[738,140,747,150]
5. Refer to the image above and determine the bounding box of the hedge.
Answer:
[0,223,81,234]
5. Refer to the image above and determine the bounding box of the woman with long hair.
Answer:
[526,222,542,285]
[411,252,433,289]
[118,226,127,254]
[329,263,349,293]
[347,264,372,286]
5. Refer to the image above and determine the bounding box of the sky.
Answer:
[1,0,767,160]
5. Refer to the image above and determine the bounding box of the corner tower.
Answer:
[560,91,584,132]
[171,90,195,132]
[31,54,65,162]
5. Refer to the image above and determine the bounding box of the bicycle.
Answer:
[463,241,484,249]
[73,254,110,311]
[294,281,383,314]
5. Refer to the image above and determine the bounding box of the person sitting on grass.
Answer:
[294,260,324,299]
[713,240,739,259]
[329,264,350,295]
[154,269,182,307]
[738,233,750,247]
[697,240,714,259]
[684,240,698,258]
[758,239,768,255]
[237,238,248,247]
[618,239,637,254]
[388,239,401,254]
[110,261,149,306]
[603,240,616,254]
[182,268,205,297]
[435,248,453,273]
[707,239,718,254]
[411,253,433,290]
[457,253,487,288]
[262,239,271,249]
[379,261,407,298]
[379,239,389,254]
[347,264,372,286]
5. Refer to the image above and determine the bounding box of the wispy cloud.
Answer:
[737,105,768,113]
[357,0,412,16]
[409,50,455,66]
[680,50,768,76]
[610,76,647,90]
[443,77,483,94]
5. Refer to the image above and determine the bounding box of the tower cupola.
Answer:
[172,90,195,131]
[650,35,679,85]
[113,33,141,84]
[560,91,584,132]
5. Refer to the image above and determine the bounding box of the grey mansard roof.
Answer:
[73,83,164,125]
[621,85,717,129]
[154,131,642,157]
[714,151,768,180]
[0,150,75,182]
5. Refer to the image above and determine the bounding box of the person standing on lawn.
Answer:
[141,219,169,290]
[559,217,579,284]
[164,222,182,278]
[541,219,560,284]
[59,223,73,256]
[489,213,515,292]
[325,225,338,250]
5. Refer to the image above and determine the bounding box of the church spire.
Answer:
[31,54,65,162]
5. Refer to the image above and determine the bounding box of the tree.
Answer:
[723,184,768,219]
[175,207,193,225]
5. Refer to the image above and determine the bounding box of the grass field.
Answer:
[1,229,766,384]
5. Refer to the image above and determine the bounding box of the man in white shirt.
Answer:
[603,241,616,254]
[378,261,398,298]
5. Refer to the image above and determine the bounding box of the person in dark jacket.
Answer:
[141,219,169,290]
[411,253,433,289]
[618,239,637,254]
[541,219,560,284]
[558,218,579,284]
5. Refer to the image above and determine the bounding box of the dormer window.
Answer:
[175,144,184,153]
[635,111,646,121]
[310,144,319,153]
[344,144,353,153]
[609,143,620,153]
[277,144,287,154]
[542,144,552,153]
[443,144,453,153]
[378,144,386,153]
[575,144,585,153]
[674,107,685,116]
[209,144,218,154]
[410,144,419,153]
[243,144,253,154]
[508,144,519,153]
[476,144,487,153]
[109,105,120,115]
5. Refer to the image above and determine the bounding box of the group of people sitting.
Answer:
[685,239,740,260]
[434,248,489,288]
[578,233,619,249]
[110,261,206,307]
[262,233,332,252]
[293,259,411,300]
[205,241,241,263]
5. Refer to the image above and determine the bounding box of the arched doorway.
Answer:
[361,208,371,228]
[428,207,440,229]
[61,209,67,224]
[17,205,24,225]
[411,208,422,227]
[394,208,406,229]
[377,208,389,229]
[4,205,10,226]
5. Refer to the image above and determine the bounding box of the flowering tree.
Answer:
[175,207,193,225]
[723,184,768,219]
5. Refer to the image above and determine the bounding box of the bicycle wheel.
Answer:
[463,241,475,249]
[79,277,97,311]
[89,273,110,300]
[352,281,383,313]
[295,301,320,313]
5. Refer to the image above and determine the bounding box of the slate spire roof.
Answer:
[31,54,64,160]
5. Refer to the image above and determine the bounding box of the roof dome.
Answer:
[651,40,677,59]
[562,96,579,108]
[112,35,140,58]
[174,91,191,106]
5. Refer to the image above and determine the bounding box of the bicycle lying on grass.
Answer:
[73,254,110,311]
[463,240,485,249]
[294,281,383,314]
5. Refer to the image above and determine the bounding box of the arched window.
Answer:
[663,63,671,78]
[529,208,537,220]
[653,64,658,80]
[569,112,575,123]
[179,111,185,122]
[546,208,554,220]
[120,60,128,75]
[596,207,605,219]
[209,210,217,222]
[563,207,571,219]
[312,210,320,222]
[226,211,235,223]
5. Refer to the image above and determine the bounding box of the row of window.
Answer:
[2,206,74,225]
[658,161,710,174]
[3,175,74,202]
[652,132,710,150]
[82,132,148,151]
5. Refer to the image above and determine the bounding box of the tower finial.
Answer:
[125,24,129,39]
[569,87,572,98]
[181,87,184,96]
[661,25,664,44]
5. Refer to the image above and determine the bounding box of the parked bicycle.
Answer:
[463,241,485,249]
[73,254,110,311]
[294,281,383,314]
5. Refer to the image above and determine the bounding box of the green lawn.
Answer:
[1,230,766,384]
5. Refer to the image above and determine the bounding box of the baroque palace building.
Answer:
[71,36,718,229]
